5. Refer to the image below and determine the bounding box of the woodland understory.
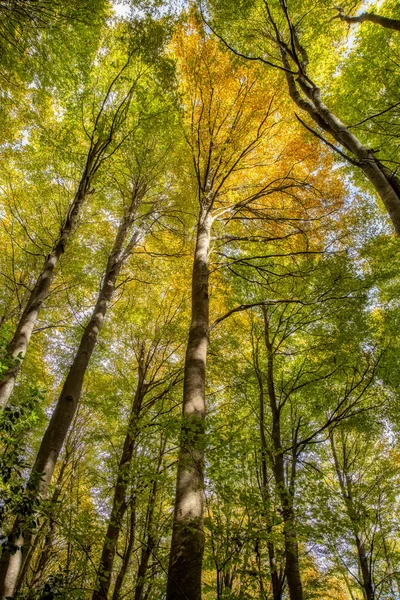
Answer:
[1,1,400,599]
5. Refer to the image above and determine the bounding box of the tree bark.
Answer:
[255,359,284,600]
[0,202,140,600]
[134,445,162,600]
[92,372,145,600]
[111,496,137,600]
[0,60,134,410]
[262,307,303,600]
[329,432,374,600]
[0,170,93,410]
[166,207,212,600]
[276,21,400,235]
[337,10,400,31]
[13,446,71,595]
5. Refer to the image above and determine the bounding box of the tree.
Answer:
[203,0,400,234]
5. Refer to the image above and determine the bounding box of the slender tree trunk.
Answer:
[0,145,100,411]
[92,376,145,600]
[111,495,137,600]
[166,207,212,600]
[262,307,303,600]
[0,207,139,600]
[14,447,70,595]
[134,445,162,600]
[255,362,283,600]
[329,432,374,600]
[28,521,56,591]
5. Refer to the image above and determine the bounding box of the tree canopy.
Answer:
[0,1,400,600]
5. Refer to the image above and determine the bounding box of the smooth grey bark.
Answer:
[336,8,400,31]
[0,196,140,600]
[330,431,375,600]
[0,56,134,411]
[166,207,212,600]
[262,307,303,600]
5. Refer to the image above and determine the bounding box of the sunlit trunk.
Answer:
[167,207,212,600]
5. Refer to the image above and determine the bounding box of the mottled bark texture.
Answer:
[166,209,212,600]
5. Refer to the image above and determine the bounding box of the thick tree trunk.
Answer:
[262,307,303,600]
[0,178,90,410]
[0,209,138,600]
[166,208,212,600]
[92,379,145,600]
[330,432,374,600]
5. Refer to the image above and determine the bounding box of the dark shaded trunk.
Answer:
[92,376,145,600]
[330,432,374,600]
[262,307,303,600]
[111,496,137,600]
[0,207,139,600]
[134,447,162,600]
[167,208,212,600]
[254,357,284,600]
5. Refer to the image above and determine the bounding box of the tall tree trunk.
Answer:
[166,207,212,600]
[0,58,134,410]
[262,307,303,600]
[0,133,111,412]
[255,364,284,600]
[134,444,162,600]
[0,205,139,600]
[92,372,145,600]
[0,171,93,410]
[329,432,374,600]
[111,496,137,600]
[13,445,71,595]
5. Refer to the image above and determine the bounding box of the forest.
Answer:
[0,0,400,599]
